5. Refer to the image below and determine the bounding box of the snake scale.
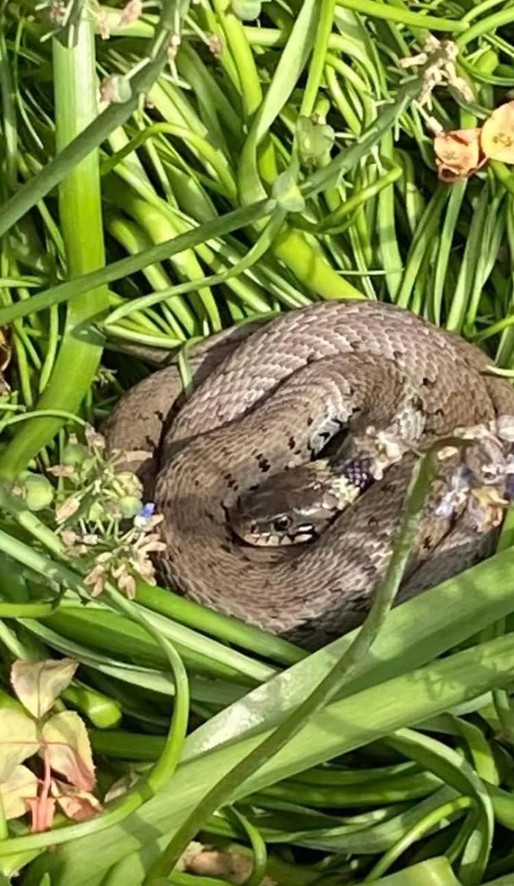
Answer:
[105,301,514,648]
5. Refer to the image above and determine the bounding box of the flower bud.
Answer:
[21,473,54,511]
[87,500,106,522]
[115,472,143,498]
[118,496,143,519]
[62,442,88,466]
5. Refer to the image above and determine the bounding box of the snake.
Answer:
[105,300,514,649]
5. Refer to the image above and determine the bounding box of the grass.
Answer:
[2,0,514,884]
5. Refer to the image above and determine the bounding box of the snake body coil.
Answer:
[106,301,514,648]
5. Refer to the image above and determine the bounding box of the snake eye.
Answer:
[273,515,291,533]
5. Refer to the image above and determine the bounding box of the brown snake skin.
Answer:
[105,301,514,648]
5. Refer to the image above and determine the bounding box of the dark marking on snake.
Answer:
[224,472,239,490]
[362,562,378,576]
[257,454,271,473]
[347,591,371,612]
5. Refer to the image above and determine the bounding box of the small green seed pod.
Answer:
[118,496,143,519]
[62,442,89,466]
[21,473,55,511]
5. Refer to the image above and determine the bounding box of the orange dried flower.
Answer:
[433,101,514,181]
[433,128,483,182]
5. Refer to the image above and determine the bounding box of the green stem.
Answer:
[300,0,337,118]
[135,583,304,667]
[0,17,107,477]
[365,796,472,881]
[304,78,421,197]
[211,0,262,118]
[456,7,514,45]
[336,0,467,31]
[105,209,288,324]
[0,199,275,325]
[271,227,362,298]
[211,0,276,189]
[103,587,190,795]
[101,123,237,199]
[0,2,183,241]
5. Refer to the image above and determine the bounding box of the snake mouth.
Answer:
[225,496,327,546]
[234,530,319,547]
[255,528,318,546]
[229,515,330,548]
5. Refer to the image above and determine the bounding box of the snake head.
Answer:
[228,461,341,546]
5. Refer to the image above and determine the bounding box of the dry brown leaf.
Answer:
[51,778,102,822]
[104,768,139,803]
[186,847,277,885]
[0,326,10,373]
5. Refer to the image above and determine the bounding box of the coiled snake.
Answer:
[105,301,514,648]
